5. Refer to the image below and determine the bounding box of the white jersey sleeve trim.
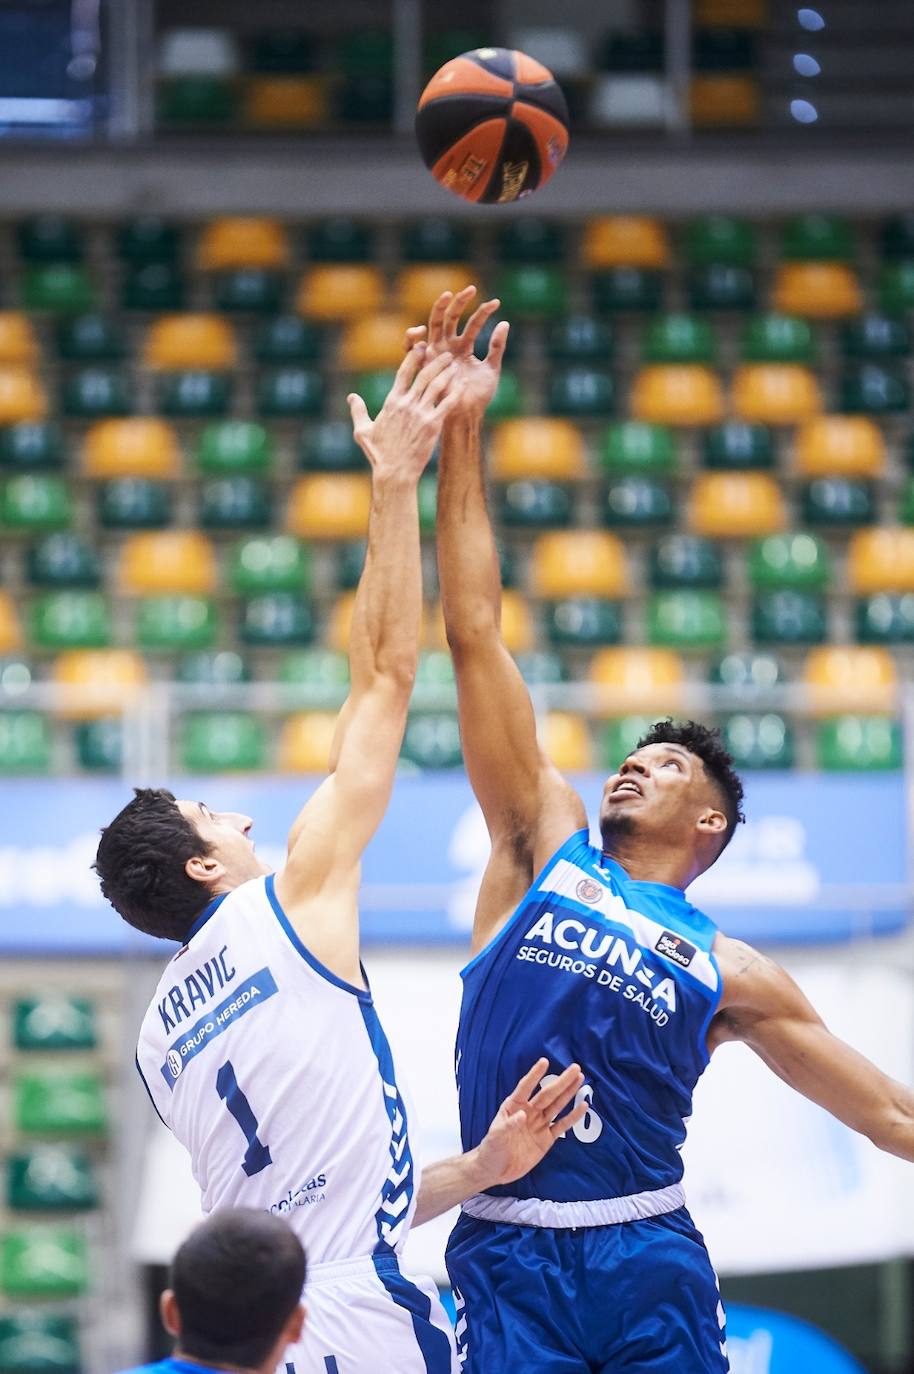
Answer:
[264,873,372,1003]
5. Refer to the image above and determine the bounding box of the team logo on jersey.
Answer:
[576,878,604,905]
[654,931,696,968]
[166,1049,183,1080]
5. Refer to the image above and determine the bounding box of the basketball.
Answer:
[415,47,570,204]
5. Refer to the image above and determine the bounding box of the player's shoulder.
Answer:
[714,932,786,1010]
[114,1361,212,1374]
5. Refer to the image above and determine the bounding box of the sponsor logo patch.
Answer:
[576,877,604,905]
[166,1049,183,1080]
[654,930,696,968]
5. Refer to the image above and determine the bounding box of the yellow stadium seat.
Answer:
[531,531,628,599]
[541,712,593,771]
[804,647,896,715]
[490,418,586,481]
[689,473,787,538]
[197,217,290,271]
[773,264,863,319]
[0,591,22,652]
[848,529,914,595]
[696,0,767,25]
[795,417,885,479]
[427,590,533,655]
[144,314,237,370]
[327,592,358,654]
[690,76,760,128]
[119,531,217,596]
[732,364,822,424]
[582,217,669,270]
[0,314,39,365]
[243,76,329,127]
[83,419,181,480]
[589,647,684,713]
[395,266,476,319]
[631,366,724,426]
[278,712,338,772]
[340,314,413,371]
[0,368,46,423]
[296,267,385,322]
[52,650,148,720]
[287,475,371,540]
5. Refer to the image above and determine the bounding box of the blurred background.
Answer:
[0,1,913,1371]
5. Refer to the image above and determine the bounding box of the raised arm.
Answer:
[713,936,914,1161]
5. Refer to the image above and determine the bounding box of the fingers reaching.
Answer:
[428,291,453,348]
[391,341,427,394]
[346,392,370,445]
[461,298,501,353]
[442,285,476,340]
[533,1065,584,1120]
[550,1101,588,1141]
[506,1057,550,1108]
[485,319,510,368]
[411,348,454,400]
[404,325,427,355]
[422,358,460,406]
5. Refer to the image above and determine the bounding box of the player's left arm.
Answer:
[712,936,914,1162]
[413,1059,586,1226]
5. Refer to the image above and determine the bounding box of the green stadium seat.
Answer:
[694,27,756,70]
[62,367,130,418]
[22,265,94,314]
[752,590,827,644]
[710,650,784,698]
[703,422,774,470]
[647,590,725,649]
[308,218,374,262]
[881,216,914,259]
[250,29,317,72]
[684,216,756,267]
[418,475,437,534]
[338,75,393,124]
[279,649,349,700]
[604,477,673,527]
[688,264,756,311]
[230,536,310,595]
[742,314,816,363]
[415,650,456,689]
[856,593,914,644]
[136,597,218,651]
[649,535,722,589]
[340,28,392,74]
[301,421,363,472]
[424,28,489,73]
[400,714,462,769]
[196,422,274,476]
[56,315,126,362]
[2,476,71,531]
[181,712,268,771]
[253,316,323,362]
[258,368,323,418]
[598,421,675,476]
[200,477,271,530]
[592,268,663,313]
[816,716,901,770]
[74,718,122,771]
[547,315,613,363]
[177,651,251,689]
[214,269,285,313]
[17,217,83,263]
[486,370,525,420]
[748,533,830,590]
[499,481,572,528]
[548,368,615,417]
[159,370,231,418]
[723,713,794,769]
[801,478,874,527]
[0,1311,80,1373]
[497,267,567,317]
[839,364,910,415]
[841,314,910,360]
[545,598,622,648]
[0,1228,88,1299]
[29,593,112,650]
[598,716,659,769]
[898,478,914,524]
[878,262,914,314]
[13,998,96,1052]
[781,214,854,262]
[240,594,314,647]
[116,216,180,264]
[96,479,172,530]
[14,1069,106,1135]
[600,31,664,70]
[401,219,470,263]
[6,1148,98,1214]
[0,421,64,470]
[642,315,716,364]
[0,714,51,774]
[26,535,100,589]
[122,262,186,312]
[496,220,565,263]
[158,75,237,124]
[337,540,366,590]
[516,651,566,686]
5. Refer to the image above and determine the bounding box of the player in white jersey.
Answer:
[94,348,586,1374]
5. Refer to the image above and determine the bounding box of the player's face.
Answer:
[599,743,719,850]
[176,799,272,886]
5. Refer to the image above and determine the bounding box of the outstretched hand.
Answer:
[405,285,509,419]
[347,344,460,481]
[471,1058,587,1191]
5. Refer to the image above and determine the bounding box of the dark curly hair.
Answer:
[636,719,745,851]
[93,788,213,942]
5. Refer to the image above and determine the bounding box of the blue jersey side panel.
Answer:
[456,831,722,1202]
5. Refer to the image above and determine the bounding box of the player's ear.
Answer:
[160,1289,181,1337]
[285,1302,306,1343]
[696,806,727,839]
[185,853,224,885]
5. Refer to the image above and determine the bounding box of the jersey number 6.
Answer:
[541,1075,604,1144]
[216,1060,273,1177]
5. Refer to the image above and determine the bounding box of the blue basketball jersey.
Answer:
[456,829,723,1203]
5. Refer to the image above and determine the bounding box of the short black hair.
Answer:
[93,788,212,942]
[171,1209,306,1367]
[636,719,745,851]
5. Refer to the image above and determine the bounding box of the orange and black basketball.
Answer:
[415,48,569,204]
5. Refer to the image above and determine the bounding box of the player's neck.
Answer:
[602,837,697,892]
[172,1349,261,1374]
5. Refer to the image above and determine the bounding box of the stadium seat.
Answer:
[351,370,396,420]
[631,365,724,425]
[496,267,568,318]
[881,215,914,259]
[296,267,384,321]
[546,598,622,648]
[1,476,71,531]
[258,368,324,417]
[254,315,323,363]
[401,714,463,769]
[340,314,412,371]
[117,216,179,263]
[856,594,914,645]
[14,1069,107,1135]
[396,266,475,318]
[703,421,774,469]
[500,480,571,528]
[0,1312,81,1371]
[401,219,470,263]
[214,268,284,314]
[118,531,217,595]
[0,713,50,773]
[688,264,755,311]
[710,649,784,699]
[0,420,63,470]
[414,650,455,690]
[26,534,100,589]
[496,220,565,263]
[816,717,902,770]
[425,589,532,655]
[158,370,231,418]
[515,651,566,686]
[878,262,914,313]
[582,217,669,269]
[287,474,370,540]
[490,419,585,481]
[17,215,83,262]
[741,314,815,364]
[83,418,180,480]
[848,528,914,594]
[839,363,910,415]
[57,313,126,361]
[62,366,131,419]
[649,534,722,588]
[841,314,910,360]
[689,473,786,537]
[802,478,874,527]
[97,478,172,530]
[198,217,290,271]
[240,594,314,647]
[548,368,615,417]
[52,649,147,719]
[752,590,826,644]
[684,216,756,267]
[0,315,38,366]
[781,214,854,262]
[0,655,32,693]
[181,712,268,771]
[690,75,760,127]
[195,421,273,476]
[899,478,914,524]
[647,590,725,649]
[308,218,375,263]
[230,536,310,596]
[804,646,896,714]
[604,477,673,527]
[540,712,593,770]
[29,592,112,650]
[772,264,862,318]
[795,416,885,478]
[0,369,46,424]
[7,1145,98,1212]
[592,268,663,313]
[748,533,829,590]
[301,421,363,474]
[0,1228,88,1299]
[326,591,358,653]
[0,592,21,654]
[75,717,123,771]
[589,647,684,712]
[732,364,822,424]
[145,314,237,370]
[598,716,660,770]
[598,422,675,476]
[177,651,250,690]
[245,77,329,126]
[723,713,794,768]
[277,712,337,772]
[642,315,717,364]
[598,30,664,71]
[14,997,96,1052]
[336,541,366,591]
[137,596,218,651]
[122,262,186,312]
[279,650,349,698]
[547,315,614,363]
[22,264,94,314]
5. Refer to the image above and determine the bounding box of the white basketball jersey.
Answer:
[136,875,418,1265]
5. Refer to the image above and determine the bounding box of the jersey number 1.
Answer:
[216,1060,273,1177]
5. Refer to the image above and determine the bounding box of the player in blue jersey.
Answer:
[407,287,914,1373]
[117,1209,306,1374]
